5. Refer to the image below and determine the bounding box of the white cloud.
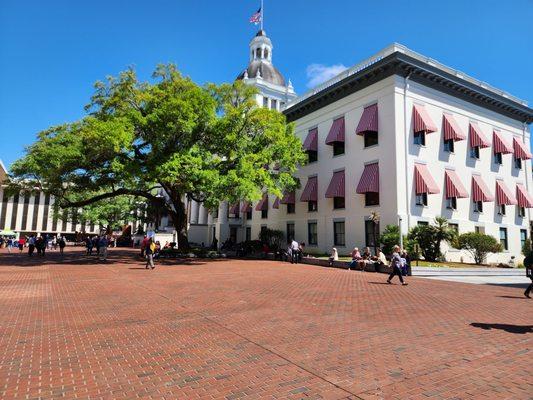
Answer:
[306,63,348,88]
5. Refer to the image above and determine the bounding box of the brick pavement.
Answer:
[0,247,531,399]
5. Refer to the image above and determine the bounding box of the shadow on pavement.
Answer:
[470,322,532,334]
[497,295,529,299]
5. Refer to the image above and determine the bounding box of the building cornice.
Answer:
[284,46,533,124]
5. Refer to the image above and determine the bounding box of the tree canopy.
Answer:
[8,65,306,247]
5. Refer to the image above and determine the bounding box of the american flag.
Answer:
[249,7,261,25]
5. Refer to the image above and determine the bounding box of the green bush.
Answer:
[521,238,532,257]
[457,232,503,265]
[380,225,400,255]
[258,228,285,251]
[407,217,457,261]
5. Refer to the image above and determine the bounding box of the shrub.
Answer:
[380,225,400,255]
[407,217,457,262]
[258,228,285,251]
[522,238,532,257]
[457,232,503,265]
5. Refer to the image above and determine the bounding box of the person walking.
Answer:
[28,235,35,256]
[58,236,66,255]
[18,237,25,252]
[145,238,155,269]
[290,238,300,264]
[6,238,13,253]
[387,245,408,285]
[99,235,109,262]
[85,237,93,255]
[524,251,533,298]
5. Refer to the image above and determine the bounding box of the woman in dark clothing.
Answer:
[387,245,408,285]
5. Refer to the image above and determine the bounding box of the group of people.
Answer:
[140,235,162,269]
[287,238,305,264]
[84,235,111,261]
[0,234,67,256]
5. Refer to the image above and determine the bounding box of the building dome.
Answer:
[237,61,286,86]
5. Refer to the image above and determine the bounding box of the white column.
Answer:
[190,200,199,224]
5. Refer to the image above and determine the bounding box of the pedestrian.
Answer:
[94,236,101,256]
[6,238,13,253]
[140,235,148,258]
[524,251,533,298]
[99,235,109,262]
[145,238,155,269]
[18,237,25,252]
[348,247,361,270]
[387,245,408,285]
[328,247,339,266]
[85,237,93,255]
[58,236,66,255]
[290,237,299,264]
[28,235,35,256]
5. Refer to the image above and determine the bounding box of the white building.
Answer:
[210,38,533,263]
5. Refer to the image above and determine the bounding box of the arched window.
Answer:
[256,48,261,58]
[264,48,269,59]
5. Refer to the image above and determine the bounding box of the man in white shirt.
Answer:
[290,238,300,264]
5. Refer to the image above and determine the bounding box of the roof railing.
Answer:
[286,43,528,110]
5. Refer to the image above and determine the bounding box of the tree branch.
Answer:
[59,188,159,208]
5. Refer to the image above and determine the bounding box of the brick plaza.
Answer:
[0,248,531,399]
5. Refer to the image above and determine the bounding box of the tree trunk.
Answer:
[171,198,190,250]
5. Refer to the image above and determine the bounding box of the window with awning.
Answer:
[272,197,280,209]
[241,201,252,213]
[301,177,318,212]
[495,181,517,205]
[469,122,490,148]
[493,130,512,154]
[280,191,295,204]
[516,184,533,208]
[325,117,345,155]
[356,104,378,147]
[255,194,269,211]
[471,175,494,202]
[303,128,318,162]
[443,114,466,141]
[413,104,438,134]
[445,169,468,199]
[513,137,532,160]
[229,202,240,216]
[356,163,379,194]
[414,163,440,194]
[325,171,345,198]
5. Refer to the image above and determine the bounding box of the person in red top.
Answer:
[140,236,149,258]
[18,237,26,252]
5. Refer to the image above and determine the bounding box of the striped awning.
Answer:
[493,130,512,155]
[229,202,240,215]
[240,201,252,213]
[325,170,345,198]
[273,197,280,209]
[472,175,494,202]
[445,169,468,198]
[303,128,318,152]
[355,104,378,136]
[325,117,345,144]
[255,194,269,211]
[300,176,318,202]
[356,163,379,193]
[516,184,533,208]
[513,137,532,160]
[443,114,466,141]
[414,163,440,194]
[280,191,295,204]
[469,122,490,148]
[413,104,437,134]
[496,180,517,205]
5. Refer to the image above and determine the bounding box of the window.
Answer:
[514,157,522,169]
[246,210,253,219]
[245,227,251,241]
[444,139,455,153]
[499,227,508,250]
[498,204,506,216]
[474,200,483,213]
[260,225,268,236]
[308,201,318,212]
[261,209,268,219]
[286,223,295,241]
[365,220,380,248]
[364,132,378,147]
[417,221,429,226]
[518,206,526,218]
[263,97,268,108]
[414,131,425,146]
[415,193,428,206]
[449,223,459,234]
[333,197,345,209]
[307,150,318,163]
[256,48,261,58]
[495,152,503,165]
[470,146,480,159]
[308,222,318,245]
[270,99,277,110]
[333,142,345,156]
[333,221,345,246]
[475,226,485,234]
[446,197,457,210]
[287,203,295,214]
[365,192,380,206]
[521,229,527,250]
[264,48,269,59]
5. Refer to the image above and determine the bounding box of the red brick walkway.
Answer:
[0,248,531,399]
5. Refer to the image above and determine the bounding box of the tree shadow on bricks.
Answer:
[470,322,533,334]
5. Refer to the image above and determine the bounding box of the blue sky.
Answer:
[1,0,532,169]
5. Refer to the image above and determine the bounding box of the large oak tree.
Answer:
[8,65,305,248]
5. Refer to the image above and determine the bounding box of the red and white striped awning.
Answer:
[280,191,295,204]
[240,201,252,213]
[355,104,378,136]
[413,104,437,134]
[356,163,379,193]
[493,130,512,155]
[469,122,490,148]
[445,169,468,198]
[471,175,494,202]
[325,170,345,198]
[495,180,517,205]
[255,194,269,211]
[325,117,345,144]
[443,114,466,141]
[229,202,240,215]
[272,197,280,209]
[513,137,532,160]
[516,184,533,208]
[303,128,318,152]
[300,176,318,202]
[414,163,440,194]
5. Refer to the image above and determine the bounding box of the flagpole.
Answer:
[261,0,264,30]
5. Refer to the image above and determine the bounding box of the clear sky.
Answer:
[1,0,532,169]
